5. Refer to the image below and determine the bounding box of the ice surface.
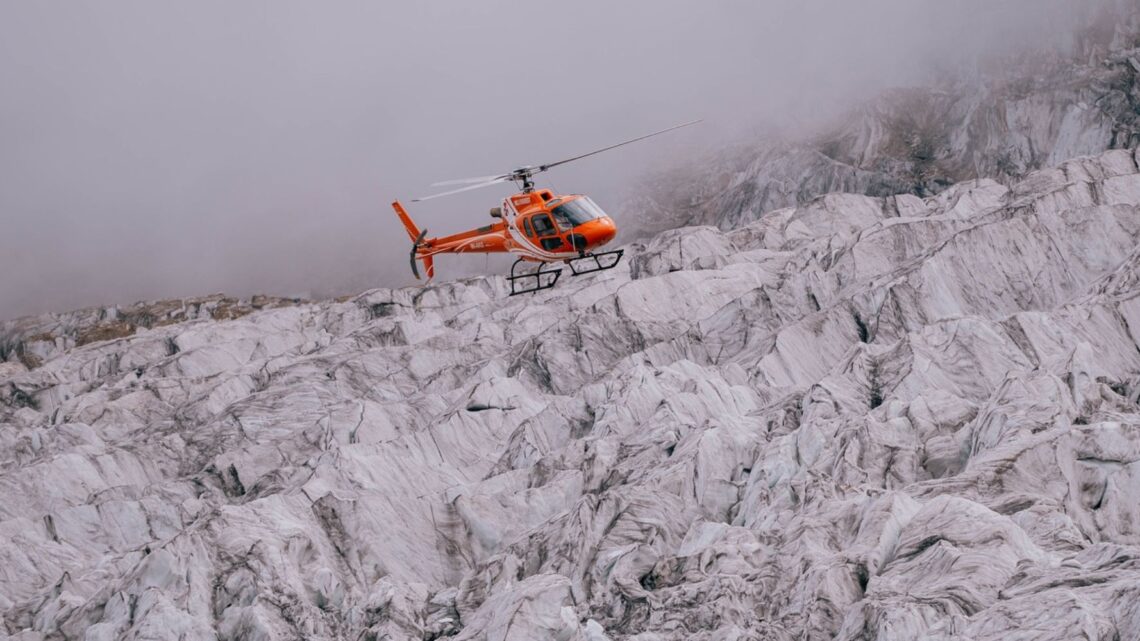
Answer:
[3,149,1140,639]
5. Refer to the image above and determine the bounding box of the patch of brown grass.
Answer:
[18,351,42,370]
[76,322,137,347]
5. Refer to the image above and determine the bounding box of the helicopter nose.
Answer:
[576,217,617,249]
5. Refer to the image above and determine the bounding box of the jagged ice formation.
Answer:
[3,148,1140,639]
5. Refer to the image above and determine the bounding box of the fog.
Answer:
[0,0,1114,319]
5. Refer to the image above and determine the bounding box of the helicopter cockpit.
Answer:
[549,196,607,230]
[515,195,613,251]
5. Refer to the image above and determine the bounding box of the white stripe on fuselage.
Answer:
[503,197,570,262]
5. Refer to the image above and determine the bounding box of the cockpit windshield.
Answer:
[550,197,607,230]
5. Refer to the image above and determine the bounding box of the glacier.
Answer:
[3,148,1140,639]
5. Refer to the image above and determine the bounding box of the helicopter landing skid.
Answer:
[566,249,624,276]
[508,258,562,296]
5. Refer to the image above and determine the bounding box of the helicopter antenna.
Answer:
[411,119,701,202]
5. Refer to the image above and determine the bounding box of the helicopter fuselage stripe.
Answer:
[504,208,568,262]
[417,229,564,262]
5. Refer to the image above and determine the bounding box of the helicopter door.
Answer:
[530,213,564,251]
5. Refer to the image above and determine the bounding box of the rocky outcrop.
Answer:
[631,3,1140,234]
[3,148,1140,639]
[0,294,306,371]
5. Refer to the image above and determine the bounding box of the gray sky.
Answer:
[0,0,1110,319]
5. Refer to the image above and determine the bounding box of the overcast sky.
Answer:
[0,0,1112,319]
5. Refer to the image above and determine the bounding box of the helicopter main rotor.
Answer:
[411,119,701,202]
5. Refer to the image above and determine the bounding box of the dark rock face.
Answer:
[3,149,1140,640]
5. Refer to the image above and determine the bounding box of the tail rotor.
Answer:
[392,201,435,280]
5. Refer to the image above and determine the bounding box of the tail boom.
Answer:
[391,200,508,282]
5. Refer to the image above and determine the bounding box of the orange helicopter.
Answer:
[392,120,700,295]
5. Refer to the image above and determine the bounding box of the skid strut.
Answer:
[567,249,624,276]
[508,258,562,296]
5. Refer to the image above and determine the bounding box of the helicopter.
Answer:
[391,120,700,296]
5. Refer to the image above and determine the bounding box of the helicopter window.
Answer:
[531,214,557,237]
[551,210,574,232]
[551,197,606,227]
[523,218,534,237]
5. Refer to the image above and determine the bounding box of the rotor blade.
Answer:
[536,119,702,173]
[411,177,512,202]
[430,174,511,187]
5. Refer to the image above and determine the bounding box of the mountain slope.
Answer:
[3,149,1140,640]
[631,4,1140,235]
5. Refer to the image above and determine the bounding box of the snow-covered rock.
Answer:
[3,149,1140,639]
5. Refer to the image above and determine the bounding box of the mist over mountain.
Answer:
[629,1,1140,234]
[5,2,1140,640]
